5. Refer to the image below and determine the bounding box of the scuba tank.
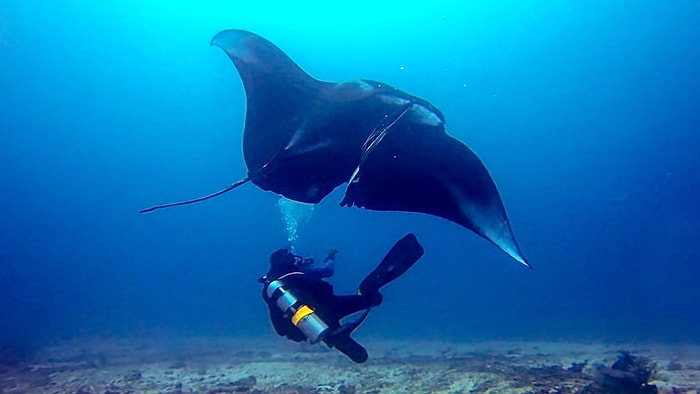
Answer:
[265,279,329,343]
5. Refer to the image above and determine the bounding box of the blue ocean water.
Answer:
[1,0,699,353]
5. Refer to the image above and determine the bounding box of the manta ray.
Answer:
[141,29,531,268]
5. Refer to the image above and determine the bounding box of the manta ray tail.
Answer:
[139,177,251,213]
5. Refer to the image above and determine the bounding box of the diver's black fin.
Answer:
[358,233,424,295]
[325,331,369,363]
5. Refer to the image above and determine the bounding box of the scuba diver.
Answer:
[258,233,424,363]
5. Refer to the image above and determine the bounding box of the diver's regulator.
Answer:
[265,280,329,343]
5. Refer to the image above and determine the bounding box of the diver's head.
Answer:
[267,248,298,277]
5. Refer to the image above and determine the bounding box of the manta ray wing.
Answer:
[340,102,531,268]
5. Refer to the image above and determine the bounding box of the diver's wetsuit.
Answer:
[260,234,424,363]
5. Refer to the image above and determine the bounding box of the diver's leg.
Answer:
[323,296,375,363]
[330,295,379,320]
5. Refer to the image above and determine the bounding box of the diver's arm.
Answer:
[312,258,335,278]
[298,257,335,278]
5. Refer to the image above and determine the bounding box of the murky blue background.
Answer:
[2,1,699,350]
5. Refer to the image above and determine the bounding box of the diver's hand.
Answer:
[323,248,339,263]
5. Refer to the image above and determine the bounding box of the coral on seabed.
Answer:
[582,351,658,394]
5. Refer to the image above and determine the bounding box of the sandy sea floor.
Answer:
[0,337,698,393]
